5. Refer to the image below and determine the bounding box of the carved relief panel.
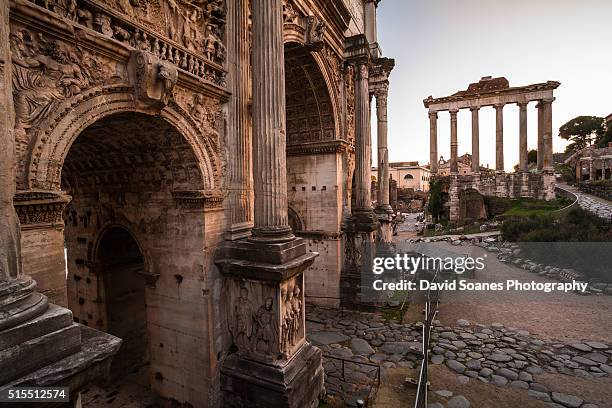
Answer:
[225,274,305,361]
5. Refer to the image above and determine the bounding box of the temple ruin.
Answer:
[424,76,560,222]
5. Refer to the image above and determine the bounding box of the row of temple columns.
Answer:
[429,99,555,175]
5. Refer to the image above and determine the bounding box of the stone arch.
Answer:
[23,85,221,193]
[284,43,339,144]
[92,222,150,275]
[288,206,304,232]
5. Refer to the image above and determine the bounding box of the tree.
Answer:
[513,149,538,172]
[559,116,604,153]
[595,124,612,148]
[428,179,443,223]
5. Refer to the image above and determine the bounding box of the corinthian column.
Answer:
[470,107,480,174]
[542,98,554,171]
[518,102,528,172]
[375,87,390,210]
[250,0,293,243]
[537,102,544,171]
[429,111,438,174]
[354,61,373,212]
[495,104,505,171]
[450,109,458,174]
[225,0,253,240]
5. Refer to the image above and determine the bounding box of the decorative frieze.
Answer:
[286,140,352,156]
[14,190,71,229]
[17,0,227,86]
[172,189,224,211]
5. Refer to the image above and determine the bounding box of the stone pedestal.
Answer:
[216,238,323,408]
[374,207,393,243]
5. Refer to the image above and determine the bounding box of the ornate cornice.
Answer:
[172,189,224,211]
[287,140,353,156]
[14,190,71,229]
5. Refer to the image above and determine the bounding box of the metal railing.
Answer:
[413,269,440,408]
[322,353,382,403]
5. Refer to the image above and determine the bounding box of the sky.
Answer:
[373,0,612,171]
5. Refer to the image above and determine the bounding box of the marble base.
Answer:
[221,342,324,408]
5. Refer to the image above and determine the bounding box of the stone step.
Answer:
[0,304,74,351]
[0,323,81,384]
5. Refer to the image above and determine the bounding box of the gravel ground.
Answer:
[435,242,612,344]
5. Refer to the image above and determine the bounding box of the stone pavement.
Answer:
[557,184,612,220]
[307,306,610,407]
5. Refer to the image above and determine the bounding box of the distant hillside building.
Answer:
[372,162,431,192]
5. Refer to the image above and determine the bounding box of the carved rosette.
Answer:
[14,191,71,229]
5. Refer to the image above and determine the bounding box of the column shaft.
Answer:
[470,107,480,173]
[537,102,544,170]
[495,104,505,171]
[542,98,554,171]
[376,88,390,207]
[226,0,253,239]
[250,0,293,242]
[519,102,528,172]
[0,0,21,282]
[450,110,458,174]
[429,112,438,174]
[354,62,372,211]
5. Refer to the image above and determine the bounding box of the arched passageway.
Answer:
[97,227,147,378]
[61,112,210,402]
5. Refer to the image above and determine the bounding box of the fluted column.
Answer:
[429,112,438,174]
[354,61,373,211]
[470,107,480,174]
[518,102,528,172]
[450,109,458,174]
[542,98,554,171]
[495,104,505,171]
[375,87,390,209]
[225,0,252,240]
[250,0,293,242]
[0,0,20,282]
[537,102,544,171]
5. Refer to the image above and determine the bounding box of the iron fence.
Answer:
[413,269,440,408]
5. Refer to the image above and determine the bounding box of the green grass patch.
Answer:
[496,197,570,218]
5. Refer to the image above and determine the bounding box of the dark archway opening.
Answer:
[98,227,147,379]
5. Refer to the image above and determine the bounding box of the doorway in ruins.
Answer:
[61,111,207,400]
[97,226,147,378]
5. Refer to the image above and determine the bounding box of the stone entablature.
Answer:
[14,0,227,86]
[423,77,560,111]
[13,190,70,229]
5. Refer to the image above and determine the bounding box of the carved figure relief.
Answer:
[282,0,299,24]
[10,30,105,145]
[253,297,277,354]
[280,279,304,357]
[230,287,255,351]
[27,0,227,86]
[305,15,326,49]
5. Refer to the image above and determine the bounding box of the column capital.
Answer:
[449,108,458,117]
[517,101,529,108]
[494,103,505,110]
[541,97,555,104]
[469,106,480,112]
[428,111,438,119]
